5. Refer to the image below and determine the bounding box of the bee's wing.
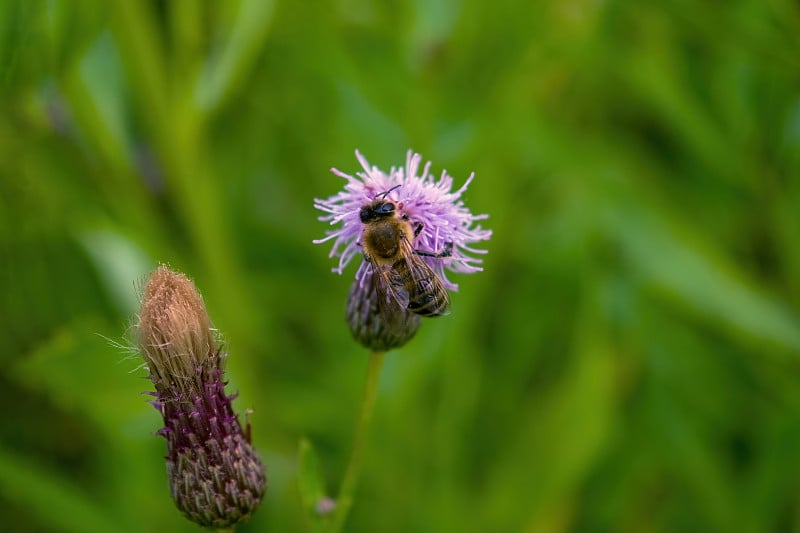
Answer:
[399,238,451,316]
[368,257,410,315]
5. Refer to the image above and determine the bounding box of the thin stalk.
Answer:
[331,351,387,533]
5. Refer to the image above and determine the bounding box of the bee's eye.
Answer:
[376,202,395,215]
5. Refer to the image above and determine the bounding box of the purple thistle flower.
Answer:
[314,150,492,292]
[136,266,266,528]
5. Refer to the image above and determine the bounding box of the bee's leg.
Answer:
[415,242,453,258]
[413,223,453,257]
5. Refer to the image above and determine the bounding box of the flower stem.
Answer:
[332,351,386,533]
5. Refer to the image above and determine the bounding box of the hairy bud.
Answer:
[346,271,421,351]
[136,266,266,528]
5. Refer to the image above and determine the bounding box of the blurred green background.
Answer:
[2,0,800,531]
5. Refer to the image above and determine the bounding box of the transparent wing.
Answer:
[398,238,451,316]
[366,255,410,320]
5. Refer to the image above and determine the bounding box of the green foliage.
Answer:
[298,438,332,533]
[1,0,800,531]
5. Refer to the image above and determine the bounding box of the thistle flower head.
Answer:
[136,266,266,529]
[314,150,492,292]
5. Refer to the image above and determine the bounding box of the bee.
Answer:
[359,186,453,317]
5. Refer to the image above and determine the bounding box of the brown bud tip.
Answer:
[137,265,220,396]
[346,271,421,351]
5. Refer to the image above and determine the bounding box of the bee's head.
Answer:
[360,185,401,223]
[360,199,395,223]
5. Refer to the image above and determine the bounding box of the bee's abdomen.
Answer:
[407,289,449,316]
[393,261,449,317]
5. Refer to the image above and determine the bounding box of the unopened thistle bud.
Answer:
[346,270,421,350]
[136,266,266,528]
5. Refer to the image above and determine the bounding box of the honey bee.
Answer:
[359,186,453,317]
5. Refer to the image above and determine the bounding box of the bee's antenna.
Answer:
[376,184,402,199]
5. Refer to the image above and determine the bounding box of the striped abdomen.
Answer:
[392,258,450,317]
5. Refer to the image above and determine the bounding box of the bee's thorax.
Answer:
[365,221,402,259]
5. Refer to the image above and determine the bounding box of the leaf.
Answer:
[195,0,276,115]
[481,280,619,531]
[10,316,156,439]
[76,229,153,317]
[606,202,800,357]
[298,437,333,533]
[0,445,123,533]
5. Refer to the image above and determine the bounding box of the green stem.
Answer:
[331,351,387,533]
